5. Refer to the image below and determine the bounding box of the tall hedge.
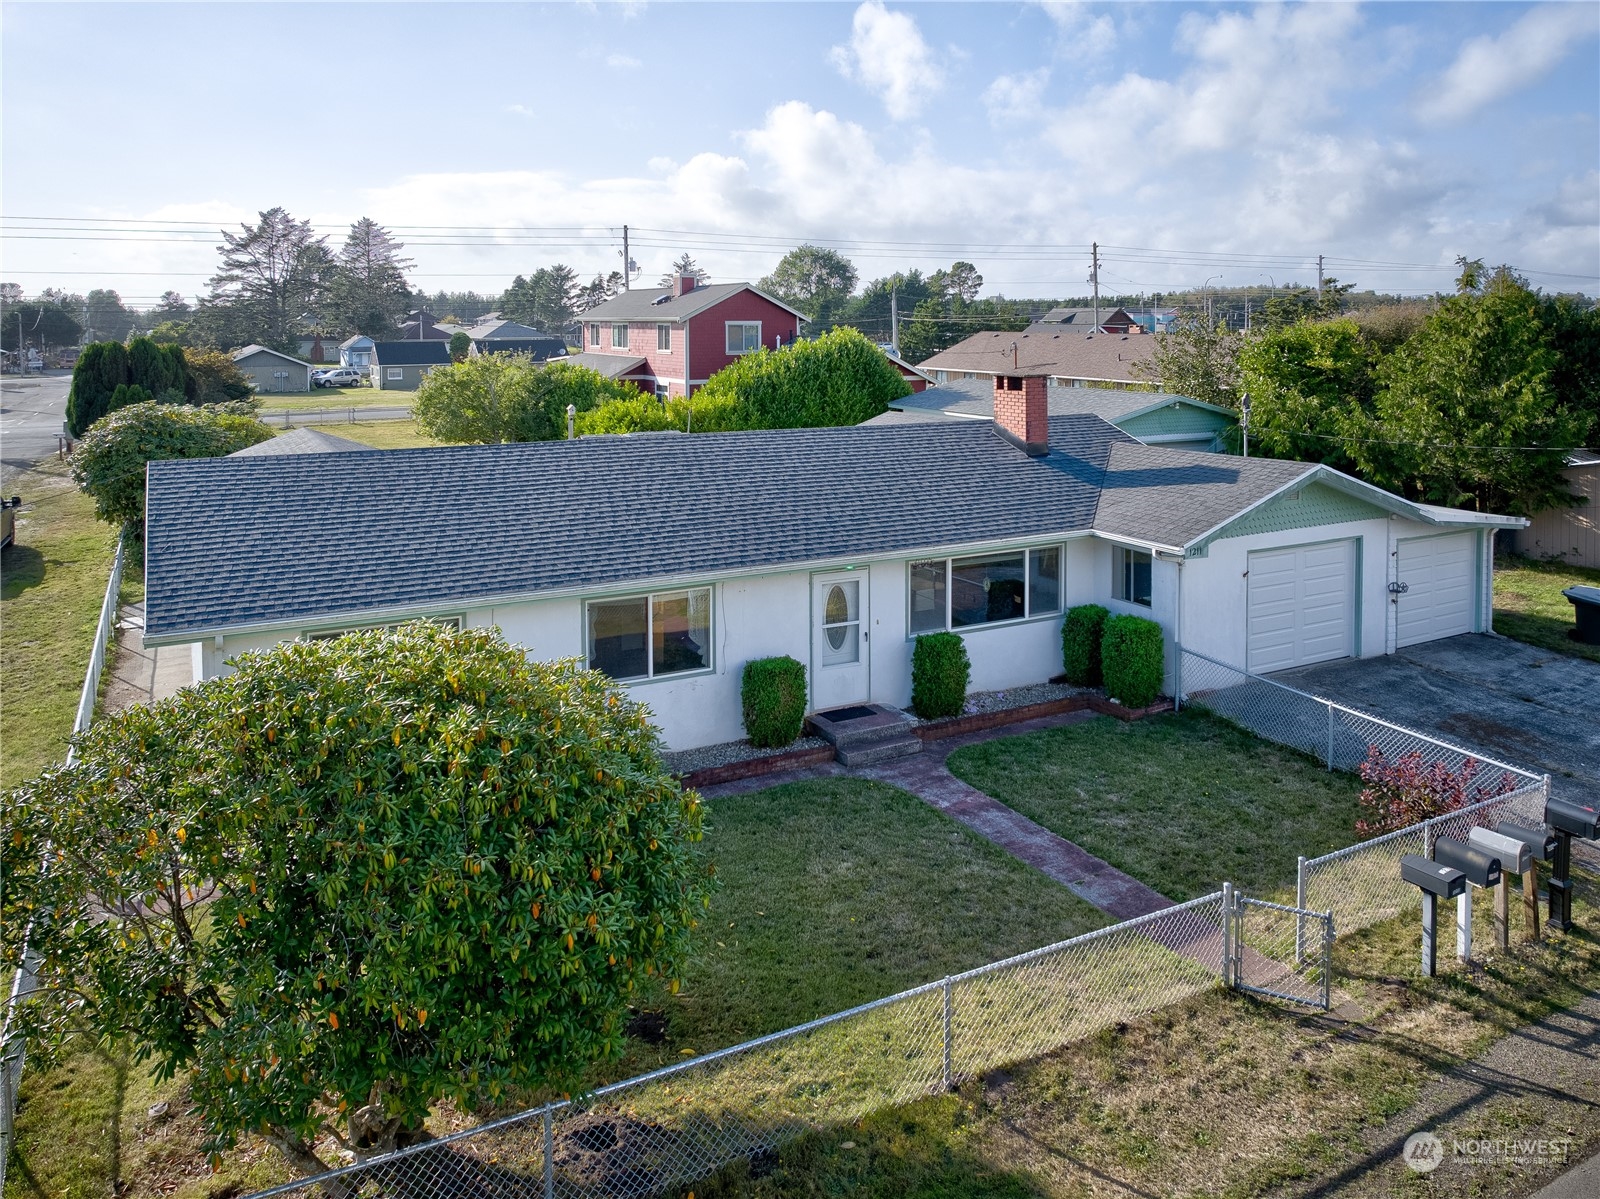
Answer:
[1061,604,1109,685]
[66,341,129,435]
[694,326,912,429]
[67,337,197,435]
[741,656,808,748]
[1100,614,1165,709]
[911,632,970,719]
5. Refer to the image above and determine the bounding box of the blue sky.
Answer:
[2,1,1596,306]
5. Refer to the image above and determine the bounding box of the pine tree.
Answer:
[206,208,330,352]
[326,218,414,337]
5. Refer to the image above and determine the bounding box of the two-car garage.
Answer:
[1244,532,1480,673]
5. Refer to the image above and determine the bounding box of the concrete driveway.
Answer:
[1274,634,1599,805]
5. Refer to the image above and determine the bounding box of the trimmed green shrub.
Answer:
[1061,604,1109,685]
[1101,614,1165,709]
[911,632,970,719]
[741,656,808,748]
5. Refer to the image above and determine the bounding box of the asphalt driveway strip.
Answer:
[1274,634,1599,807]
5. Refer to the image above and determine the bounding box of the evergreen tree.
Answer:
[206,208,330,351]
[66,341,130,435]
[326,218,414,337]
[500,265,579,332]
[657,254,710,288]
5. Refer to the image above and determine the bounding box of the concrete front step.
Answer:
[836,734,923,767]
[808,703,916,749]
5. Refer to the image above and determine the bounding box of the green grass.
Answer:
[0,456,120,789]
[947,709,1364,901]
[1494,554,1600,664]
[290,421,445,450]
[693,875,1600,1198]
[617,777,1110,1072]
[260,387,400,411]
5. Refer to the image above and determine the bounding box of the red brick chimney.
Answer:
[993,372,1050,456]
[676,273,697,297]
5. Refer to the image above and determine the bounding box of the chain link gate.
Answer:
[1222,885,1333,1010]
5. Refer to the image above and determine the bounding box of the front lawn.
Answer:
[1494,554,1600,664]
[619,776,1111,1071]
[947,709,1364,901]
[290,421,444,450]
[261,387,400,411]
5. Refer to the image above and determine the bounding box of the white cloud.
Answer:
[506,104,535,118]
[1416,4,1600,124]
[605,53,641,69]
[828,1,942,121]
[984,68,1050,123]
[1037,1,1117,57]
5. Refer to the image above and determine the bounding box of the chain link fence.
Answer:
[1227,889,1333,1009]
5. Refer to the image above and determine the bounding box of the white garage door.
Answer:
[1247,540,1356,673]
[1396,534,1476,647]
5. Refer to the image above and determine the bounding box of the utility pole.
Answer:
[1244,296,1251,332]
[622,225,630,291]
[1316,254,1324,300]
[890,285,899,358]
[1090,241,1101,331]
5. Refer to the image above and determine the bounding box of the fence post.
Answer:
[941,976,953,1089]
[1221,883,1234,989]
[1321,914,1334,1012]
[1173,643,1183,713]
[1423,817,1435,859]
[1325,703,1334,771]
[1296,856,1308,966]
[542,1106,554,1199]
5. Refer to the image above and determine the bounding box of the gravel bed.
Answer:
[906,680,1088,725]
[663,734,830,777]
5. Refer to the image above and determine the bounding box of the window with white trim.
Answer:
[588,324,600,346]
[725,322,761,354]
[1113,546,1153,606]
[611,323,629,348]
[587,588,711,681]
[386,367,403,380]
[908,547,1061,634]
[657,323,672,351]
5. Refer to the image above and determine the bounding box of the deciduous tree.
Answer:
[413,356,635,444]
[84,288,136,342]
[1132,315,1240,410]
[2,623,712,1176]
[759,245,858,329]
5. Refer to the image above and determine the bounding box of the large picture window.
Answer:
[1113,546,1153,606]
[588,588,711,681]
[909,547,1061,634]
[726,322,761,354]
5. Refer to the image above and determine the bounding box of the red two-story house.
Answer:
[565,276,807,398]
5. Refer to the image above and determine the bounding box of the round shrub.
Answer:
[911,632,970,719]
[1061,604,1109,685]
[742,655,808,747]
[1101,614,1165,708]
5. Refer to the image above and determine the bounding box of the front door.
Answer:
[812,571,869,711]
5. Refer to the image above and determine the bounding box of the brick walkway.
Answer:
[698,710,1174,921]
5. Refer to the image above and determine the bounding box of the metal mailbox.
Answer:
[1495,821,1559,862]
[1433,836,1503,889]
[1468,827,1533,875]
[1546,798,1600,841]
[1401,854,1466,899]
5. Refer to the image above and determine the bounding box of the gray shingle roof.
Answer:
[886,378,1234,426]
[371,341,452,366]
[575,283,807,325]
[553,352,650,379]
[144,417,1133,639]
[918,328,1159,383]
[232,344,310,367]
[228,429,370,458]
[1092,444,1312,549]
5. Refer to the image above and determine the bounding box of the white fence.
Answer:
[0,539,126,1190]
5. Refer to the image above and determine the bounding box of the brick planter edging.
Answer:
[913,695,1090,741]
[677,744,837,789]
[1088,695,1175,722]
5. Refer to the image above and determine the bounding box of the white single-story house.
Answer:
[866,377,1237,453]
[142,374,1524,751]
[230,345,312,393]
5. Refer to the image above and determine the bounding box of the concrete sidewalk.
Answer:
[700,710,1174,920]
[101,602,190,712]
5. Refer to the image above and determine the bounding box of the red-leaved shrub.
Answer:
[1354,746,1517,837]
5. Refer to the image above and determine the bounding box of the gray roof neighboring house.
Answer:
[1036,306,1135,329]
[371,341,452,366]
[228,429,370,458]
[552,352,651,379]
[872,378,1231,426]
[918,328,1160,384]
[339,335,374,351]
[231,344,311,368]
[574,282,808,325]
[465,319,545,341]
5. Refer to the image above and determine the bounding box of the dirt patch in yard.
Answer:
[1436,711,1543,760]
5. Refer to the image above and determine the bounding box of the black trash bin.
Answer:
[1564,585,1600,645]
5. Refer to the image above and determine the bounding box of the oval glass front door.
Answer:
[820,581,859,665]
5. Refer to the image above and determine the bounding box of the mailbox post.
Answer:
[1494,822,1559,942]
[1432,837,1503,962]
[1401,854,1468,977]
[1545,798,1599,934]
[1468,828,1533,951]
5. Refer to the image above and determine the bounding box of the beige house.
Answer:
[917,327,1161,390]
[231,345,311,393]
[1513,451,1600,566]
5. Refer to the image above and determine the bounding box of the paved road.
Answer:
[0,370,71,486]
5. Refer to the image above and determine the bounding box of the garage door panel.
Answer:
[1396,534,1475,648]
[1247,540,1356,673]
